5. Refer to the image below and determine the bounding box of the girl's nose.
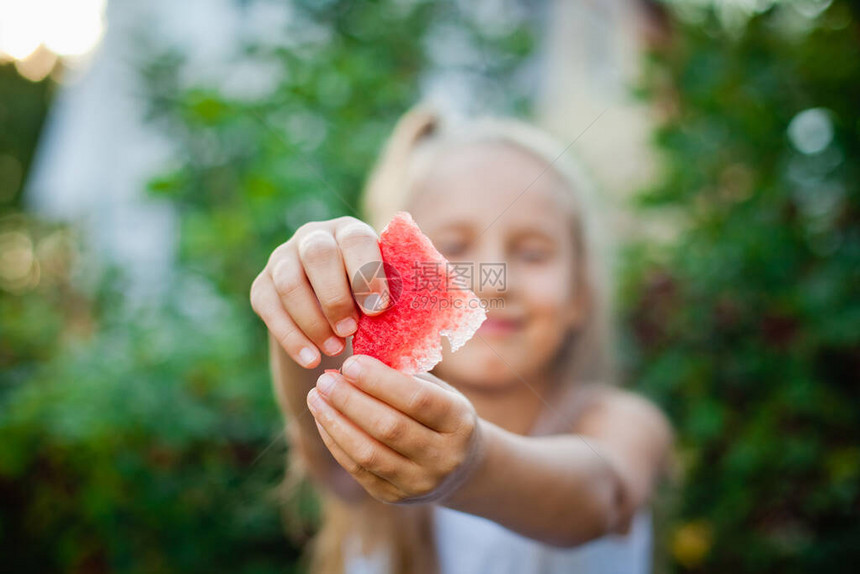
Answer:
[471,243,510,300]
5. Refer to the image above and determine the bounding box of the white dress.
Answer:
[432,505,652,574]
[344,383,653,574]
[344,506,652,574]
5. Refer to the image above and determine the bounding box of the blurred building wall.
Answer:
[24,0,180,301]
[536,0,665,239]
[24,0,284,300]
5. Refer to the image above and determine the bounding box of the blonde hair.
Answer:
[300,104,618,573]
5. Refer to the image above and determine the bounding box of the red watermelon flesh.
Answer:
[351,211,487,374]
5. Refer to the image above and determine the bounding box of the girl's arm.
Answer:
[306,354,673,547]
[444,390,673,546]
[268,333,369,503]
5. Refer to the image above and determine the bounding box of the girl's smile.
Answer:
[477,316,524,337]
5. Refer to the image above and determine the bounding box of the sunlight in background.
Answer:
[0,0,106,80]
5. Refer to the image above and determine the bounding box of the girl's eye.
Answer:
[514,245,553,263]
[438,240,469,258]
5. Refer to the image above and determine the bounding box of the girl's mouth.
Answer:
[478,317,523,336]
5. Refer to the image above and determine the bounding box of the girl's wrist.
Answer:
[396,415,496,506]
[433,417,502,509]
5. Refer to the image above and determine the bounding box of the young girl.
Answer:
[250,107,673,574]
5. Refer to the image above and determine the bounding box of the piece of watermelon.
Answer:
[351,211,487,374]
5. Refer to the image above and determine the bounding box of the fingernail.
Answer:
[335,317,357,337]
[322,337,343,355]
[317,373,337,395]
[343,356,362,380]
[361,293,381,313]
[299,347,318,367]
[363,291,392,313]
[307,388,322,409]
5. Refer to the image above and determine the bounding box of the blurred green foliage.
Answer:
[0,65,57,393]
[0,63,52,208]
[141,0,532,300]
[0,1,532,571]
[620,1,860,572]
[2,287,296,572]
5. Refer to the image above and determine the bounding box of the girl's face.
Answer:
[407,142,587,391]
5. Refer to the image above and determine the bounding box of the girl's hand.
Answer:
[306,354,484,504]
[250,217,391,369]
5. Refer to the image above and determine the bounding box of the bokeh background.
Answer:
[1,0,858,572]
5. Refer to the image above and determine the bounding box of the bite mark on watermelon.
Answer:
[351,211,487,374]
